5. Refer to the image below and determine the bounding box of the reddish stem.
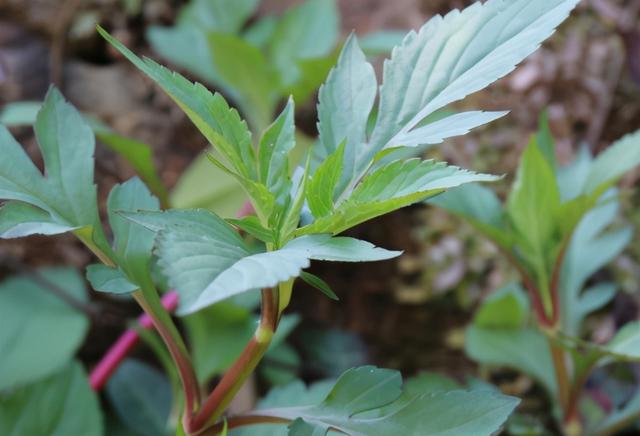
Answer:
[89,291,179,390]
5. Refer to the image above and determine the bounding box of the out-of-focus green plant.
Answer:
[432,116,640,435]
[0,0,582,434]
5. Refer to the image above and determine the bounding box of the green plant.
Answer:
[432,116,640,435]
[0,0,581,434]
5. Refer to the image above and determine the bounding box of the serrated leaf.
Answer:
[584,129,640,194]
[187,234,400,313]
[0,268,90,390]
[0,362,103,436]
[316,35,376,193]
[124,209,400,313]
[98,26,256,180]
[299,159,499,235]
[307,142,345,218]
[300,272,338,300]
[258,98,296,200]
[370,0,579,153]
[244,366,519,436]
[0,88,109,253]
[0,201,76,238]
[106,359,172,436]
[86,264,138,294]
[386,110,508,149]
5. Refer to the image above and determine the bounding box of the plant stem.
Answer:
[189,288,278,434]
[89,291,179,390]
[548,338,571,415]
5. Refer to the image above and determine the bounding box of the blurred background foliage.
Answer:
[1,0,639,434]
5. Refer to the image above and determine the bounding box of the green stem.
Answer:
[189,288,278,434]
[75,231,200,423]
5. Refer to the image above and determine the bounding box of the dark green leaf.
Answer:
[0,362,103,436]
[307,142,345,219]
[106,359,172,436]
[300,272,338,300]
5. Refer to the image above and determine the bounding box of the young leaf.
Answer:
[0,362,103,436]
[474,283,530,329]
[560,190,632,336]
[106,359,172,436]
[299,159,499,235]
[316,35,376,192]
[386,110,508,149]
[107,177,160,286]
[227,215,274,243]
[370,0,579,153]
[98,26,256,180]
[258,98,296,200]
[300,272,338,301]
[0,87,109,253]
[0,269,90,391]
[86,264,138,294]
[306,142,345,219]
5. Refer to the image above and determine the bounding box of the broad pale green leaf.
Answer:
[0,268,89,390]
[258,98,296,200]
[0,362,103,436]
[269,0,339,87]
[0,88,108,252]
[307,142,345,219]
[106,359,172,436]
[107,177,160,285]
[208,32,280,129]
[560,190,632,336]
[386,110,508,149]
[0,201,76,238]
[299,159,499,235]
[0,101,169,205]
[86,264,138,294]
[600,322,640,363]
[475,283,530,329]
[584,129,640,194]
[188,234,400,312]
[170,151,247,217]
[466,326,556,397]
[245,366,518,436]
[428,183,511,248]
[404,372,462,395]
[316,35,376,192]
[99,26,256,180]
[121,209,250,313]
[370,0,579,153]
